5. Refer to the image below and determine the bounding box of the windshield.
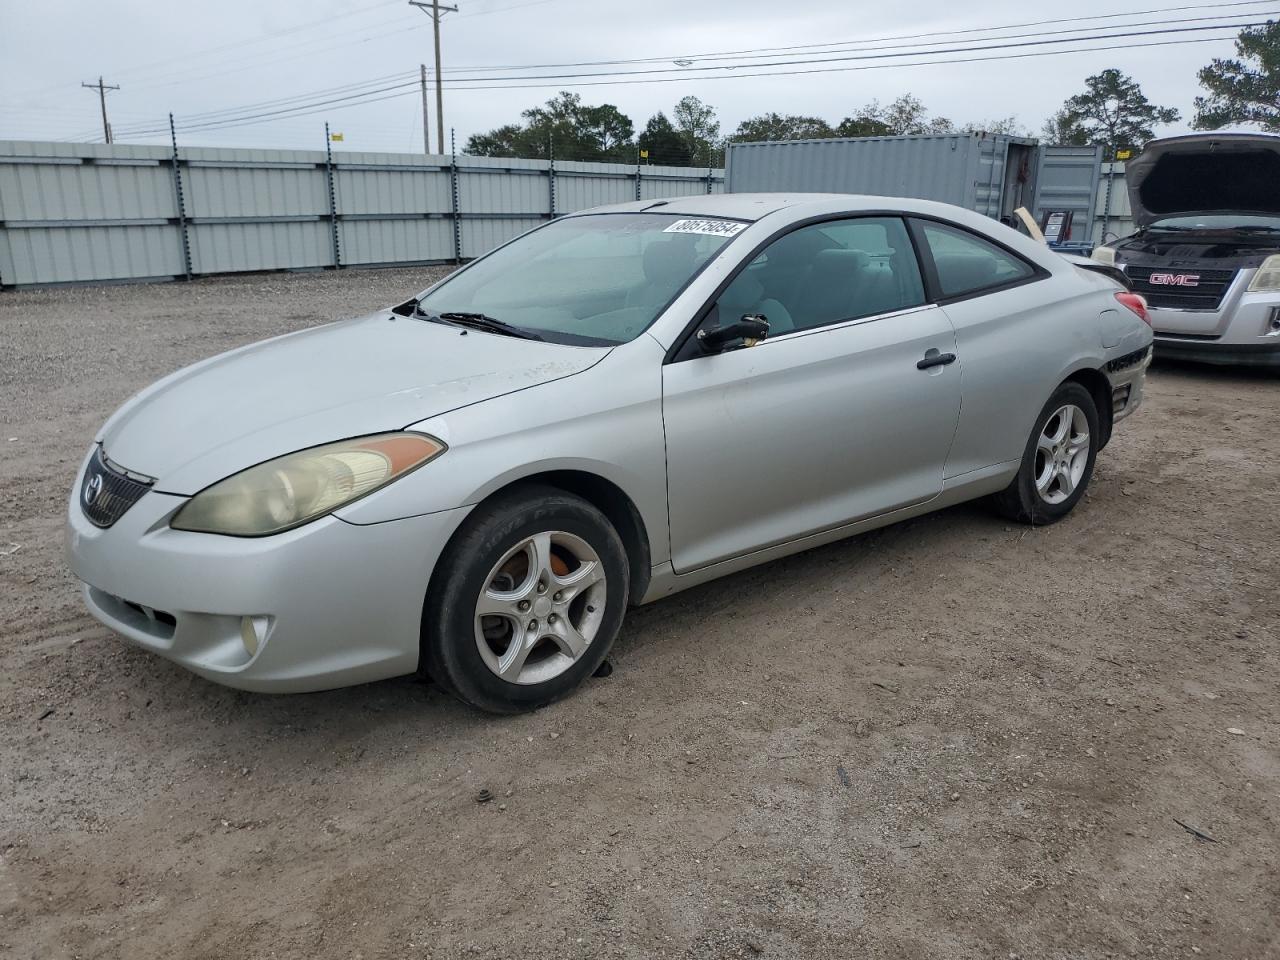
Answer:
[1149,214,1280,232]
[414,213,743,345]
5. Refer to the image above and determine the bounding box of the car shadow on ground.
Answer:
[1150,356,1280,384]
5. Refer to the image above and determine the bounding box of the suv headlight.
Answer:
[1090,246,1117,266]
[171,433,445,536]
[1248,255,1280,293]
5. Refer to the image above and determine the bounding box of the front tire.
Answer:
[422,485,629,714]
[993,381,1100,525]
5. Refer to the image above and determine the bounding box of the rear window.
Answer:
[916,220,1036,298]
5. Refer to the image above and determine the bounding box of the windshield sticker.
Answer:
[663,218,747,238]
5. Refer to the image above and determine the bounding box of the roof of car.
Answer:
[580,192,858,222]
[576,192,988,223]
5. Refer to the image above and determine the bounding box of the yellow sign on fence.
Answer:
[330,132,344,142]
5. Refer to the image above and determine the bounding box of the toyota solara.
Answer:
[66,194,1152,713]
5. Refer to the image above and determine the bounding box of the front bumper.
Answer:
[1153,334,1280,367]
[66,468,471,693]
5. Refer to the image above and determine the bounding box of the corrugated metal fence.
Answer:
[0,140,724,287]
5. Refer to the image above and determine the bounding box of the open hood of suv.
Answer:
[1126,133,1280,227]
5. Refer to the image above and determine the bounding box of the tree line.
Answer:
[464,21,1279,166]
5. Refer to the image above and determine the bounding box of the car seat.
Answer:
[625,239,692,310]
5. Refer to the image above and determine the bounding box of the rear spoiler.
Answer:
[1074,260,1131,289]
[1061,254,1131,290]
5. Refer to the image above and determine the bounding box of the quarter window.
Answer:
[916,220,1036,298]
[716,217,926,336]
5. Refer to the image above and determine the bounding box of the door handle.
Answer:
[916,351,957,370]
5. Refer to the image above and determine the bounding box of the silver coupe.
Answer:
[66,194,1153,712]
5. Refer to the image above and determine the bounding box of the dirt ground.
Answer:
[1,268,1277,960]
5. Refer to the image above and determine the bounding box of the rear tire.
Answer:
[992,381,1100,525]
[422,485,628,714]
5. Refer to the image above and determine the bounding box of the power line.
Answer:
[87,21,423,100]
[432,19,1280,84]
[122,17,1271,135]
[435,0,1279,72]
[107,3,1275,137]
[104,4,1274,138]
[110,0,397,82]
[20,0,1271,143]
[439,32,1257,92]
[111,29,1253,140]
[18,0,559,104]
[120,0,555,93]
[8,0,401,102]
[450,0,555,19]
[117,70,419,126]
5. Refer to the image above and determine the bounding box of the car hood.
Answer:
[1126,133,1280,227]
[99,311,608,494]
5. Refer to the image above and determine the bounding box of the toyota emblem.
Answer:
[84,471,105,506]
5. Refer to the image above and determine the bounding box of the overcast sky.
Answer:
[0,0,1270,155]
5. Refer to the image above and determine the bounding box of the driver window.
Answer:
[716,217,925,336]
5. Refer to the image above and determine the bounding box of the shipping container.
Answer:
[725,134,1101,242]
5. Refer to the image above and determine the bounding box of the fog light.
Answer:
[1268,307,1280,334]
[240,615,268,658]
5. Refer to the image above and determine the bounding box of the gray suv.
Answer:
[1091,133,1280,366]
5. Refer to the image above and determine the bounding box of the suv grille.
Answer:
[80,446,153,528]
[1124,266,1236,311]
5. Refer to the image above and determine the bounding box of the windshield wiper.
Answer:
[416,306,544,341]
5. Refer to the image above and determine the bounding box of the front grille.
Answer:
[80,446,153,528]
[1124,265,1237,311]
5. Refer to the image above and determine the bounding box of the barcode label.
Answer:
[663,218,747,238]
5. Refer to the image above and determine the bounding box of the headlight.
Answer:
[171,433,445,536]
[1090,246,1117,266]
[1248,254,1280,293]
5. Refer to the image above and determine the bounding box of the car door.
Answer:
[907,217,1056,479]
[661,216,963,575]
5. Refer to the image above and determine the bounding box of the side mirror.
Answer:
[697,314,770,354]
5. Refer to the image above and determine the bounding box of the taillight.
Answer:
[1115,291,1150,326]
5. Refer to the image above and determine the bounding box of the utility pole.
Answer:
[409,1,457,154]
[81,76,120,144]
[419,63,430,155]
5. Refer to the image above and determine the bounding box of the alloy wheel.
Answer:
[1034,403,1090,505]
[474,531,608,685]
